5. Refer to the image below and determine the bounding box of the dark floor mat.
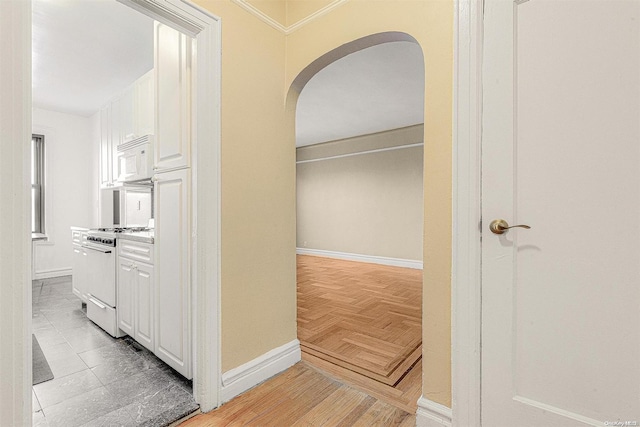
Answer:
[32,334,54,385]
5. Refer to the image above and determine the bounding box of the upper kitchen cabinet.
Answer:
[100,104,120,188]
[135,70,155,138]
[100,70,155,188]
[119,69,155,146]
[154,22,191,171]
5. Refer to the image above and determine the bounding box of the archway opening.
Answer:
[290,33,426,413]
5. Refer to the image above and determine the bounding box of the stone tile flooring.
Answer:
[32,277,198,427]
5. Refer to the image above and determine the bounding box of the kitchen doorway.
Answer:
[4,0,222,425]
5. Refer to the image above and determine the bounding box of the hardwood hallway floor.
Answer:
[180,362,415,426]
[297,255,422,413]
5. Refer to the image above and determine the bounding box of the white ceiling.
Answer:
[32,0,154,117]
[33,4,424,142]
[295,41,425,147]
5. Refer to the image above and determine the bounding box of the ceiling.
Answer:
[32,0,154,117]
[295,41,425,147]
[32,2,425,143]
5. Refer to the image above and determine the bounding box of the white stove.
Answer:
[83,227,149,337]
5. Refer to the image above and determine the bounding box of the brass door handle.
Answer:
[489,219,531,235]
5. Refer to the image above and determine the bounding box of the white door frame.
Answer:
[0,2,32,425]
[118,0,223,412]
[452,0,483,426]
[0,1,222,424]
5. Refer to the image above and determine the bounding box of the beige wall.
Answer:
[285,1,454,407]
[192,0,454,407]
[194,0,297,373]
[296,126,423,261]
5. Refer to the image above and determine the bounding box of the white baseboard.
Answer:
[33,268,72,280]
[416,397,453,427]
[296,248,423,270]
[220,339,301,403]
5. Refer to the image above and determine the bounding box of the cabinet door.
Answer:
[110,96,122,181]
[154,22,190,171]
[135,262,154,351]
[119,86,135,145]
[154,168,191,378]
[72,245,87,302]
[135,70,155,137]
[117,258,136,337]
[99,105,112,188]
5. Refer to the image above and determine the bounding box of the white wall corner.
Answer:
[220,339,301,403]
[416,397,453,427]
[296,248,423,270]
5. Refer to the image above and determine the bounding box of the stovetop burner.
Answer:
[96,227,151,233]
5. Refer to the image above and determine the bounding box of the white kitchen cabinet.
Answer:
[117,258,136,337]
[134,262,154,351]
[117,240,155,352]
[100,70,154,188]
[99,105,113,188]
[154,22,190,171]
[135,70,154,138]
[154,168,191,378]
[71,243,88,303]
[119,86,135,145]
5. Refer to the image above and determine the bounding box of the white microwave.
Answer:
[116,135,154,183]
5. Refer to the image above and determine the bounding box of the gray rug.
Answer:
[32,334,54,385]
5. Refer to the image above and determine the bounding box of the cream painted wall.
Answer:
[192,0,453,407]
[32,108,96,278]
[296,126,423,261]
[193,0,297,373]
[284,1,453,407]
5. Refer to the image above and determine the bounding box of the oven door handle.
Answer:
[83,245,112,254]
[88,296,107,310]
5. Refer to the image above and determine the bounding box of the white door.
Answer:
[481,1,640,426]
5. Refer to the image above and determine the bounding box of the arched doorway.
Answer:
[288,33,425,413]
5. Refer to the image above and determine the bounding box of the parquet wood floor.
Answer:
[180,362,415,427]
[297,255,422,396]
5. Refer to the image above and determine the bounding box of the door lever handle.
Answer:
[489,219,531,235]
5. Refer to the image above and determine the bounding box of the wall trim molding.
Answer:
[296,142,423,165]
[416,397,453,427]
[296,248,423,270]
[230,0,348,35]
[33,268,72,280]
[221,339,301,403]
[451,0,483,426]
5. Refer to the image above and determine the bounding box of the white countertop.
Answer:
[117,230,154,244]
[70,226,90,231]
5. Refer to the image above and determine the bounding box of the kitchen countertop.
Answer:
[70,226,90,231]
[117,230,154,244]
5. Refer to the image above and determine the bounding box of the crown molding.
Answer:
[230,0,348,35]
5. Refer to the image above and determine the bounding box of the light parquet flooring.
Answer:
[297,255,422,412]
[180,362,415,427]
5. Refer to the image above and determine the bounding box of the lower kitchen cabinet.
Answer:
[154,168,191,379]
[72,244,88,302]
[117,242,155,352]
[71,229,88,303]
[134,262,154,350]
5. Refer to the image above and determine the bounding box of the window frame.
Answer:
[31,134,45,235]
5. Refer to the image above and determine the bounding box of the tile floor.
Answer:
[32,276,198,427]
